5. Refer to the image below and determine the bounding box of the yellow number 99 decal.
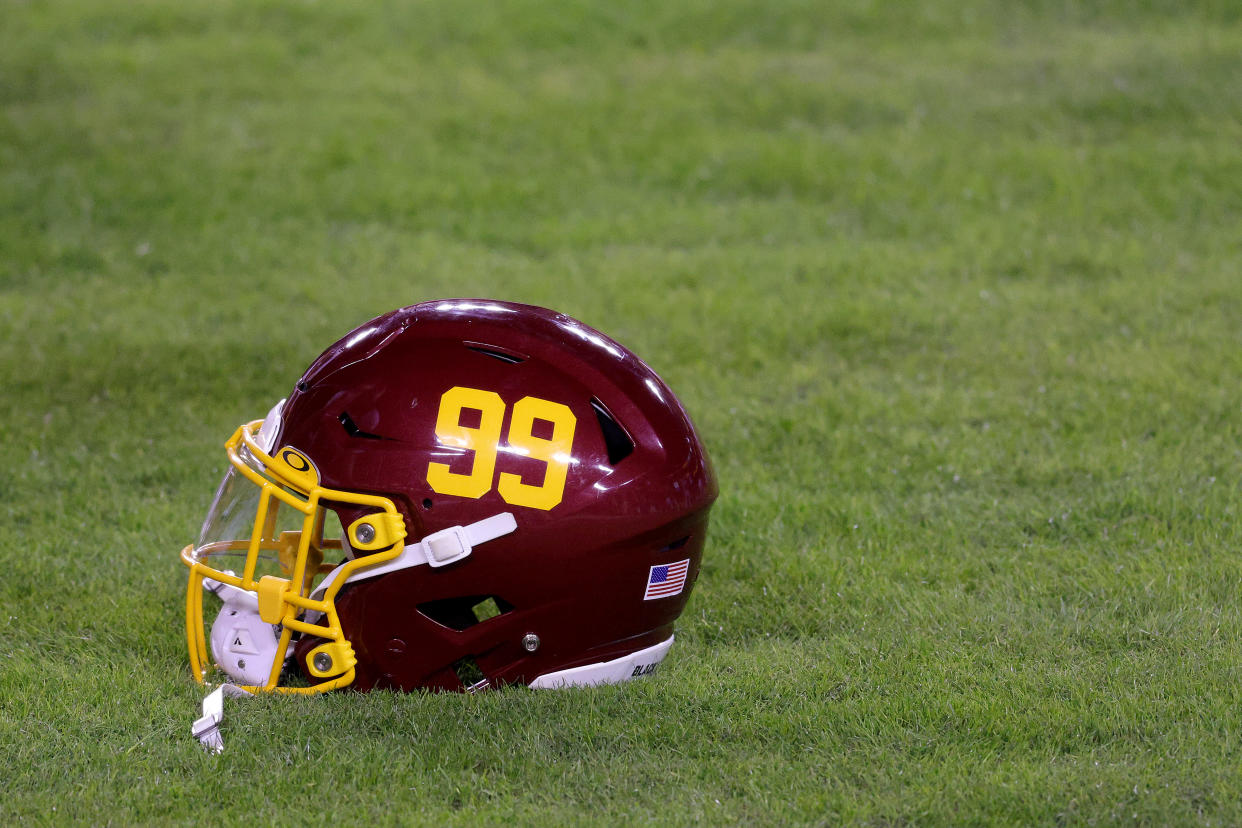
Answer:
[426,387,578,511]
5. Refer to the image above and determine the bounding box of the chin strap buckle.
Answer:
[419,512,517,567]
[307,512,519,604]
[420,525,473,567]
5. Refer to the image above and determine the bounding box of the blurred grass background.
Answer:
[2,0,1241,823]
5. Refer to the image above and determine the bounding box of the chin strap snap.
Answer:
[192,684,253,754]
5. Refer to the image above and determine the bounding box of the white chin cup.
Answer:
[207,581,285,687]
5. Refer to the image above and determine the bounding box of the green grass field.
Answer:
[3,0,1242,823]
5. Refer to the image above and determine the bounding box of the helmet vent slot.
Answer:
[417,594,515,631]
[590,398,634,466]
[338,411,389,440]
[466,344,526,364]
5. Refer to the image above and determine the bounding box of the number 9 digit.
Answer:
[426,387,506,499]
[499,396,577,511]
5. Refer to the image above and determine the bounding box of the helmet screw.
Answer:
[354,523,376,545]
[313,652,333,673]
[237,659,246,670]
[522,633,540,652]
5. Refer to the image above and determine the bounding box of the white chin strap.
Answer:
[193,511,517,752]
[310,511,517,603]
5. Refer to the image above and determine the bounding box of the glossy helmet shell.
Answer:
[276,300,716,691]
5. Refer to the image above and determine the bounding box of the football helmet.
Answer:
[181,300,716,702]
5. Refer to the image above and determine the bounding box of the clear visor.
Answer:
[190,437,342,592]
[197,444,270,551]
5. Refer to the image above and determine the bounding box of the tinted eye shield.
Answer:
[180,420,407,694]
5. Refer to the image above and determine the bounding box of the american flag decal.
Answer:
[643,559,690,601]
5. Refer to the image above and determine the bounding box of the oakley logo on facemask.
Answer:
[281,449,311,472]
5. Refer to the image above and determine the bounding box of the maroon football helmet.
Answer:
[182,300,716,700]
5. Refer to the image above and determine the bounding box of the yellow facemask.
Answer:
[181,403,407,695]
